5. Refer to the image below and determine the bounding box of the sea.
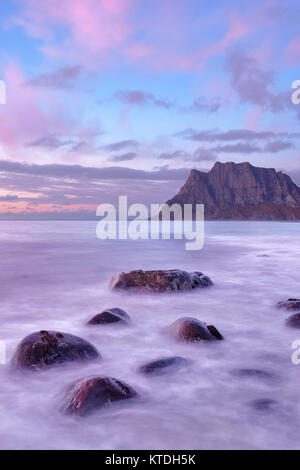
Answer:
[0,220,299,450]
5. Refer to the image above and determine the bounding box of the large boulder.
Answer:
[167,317,223,342]
[110,269,212,293]
[276,298,300,311]
[138,356,188,375]
[87,308,130,326]
[10,330,100,371]
[62,376,138,416]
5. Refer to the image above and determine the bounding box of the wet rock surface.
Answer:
[87,308,130,325]
[138,356,188,375]
[277,298,300,311]
[10,330,100,371]
[167,317,223,342]
[62,376,138,416]
[110,269,213,293]
[285,312,300,329]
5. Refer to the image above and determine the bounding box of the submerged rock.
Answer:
[232,368,275,382]
[110,269,212,293]
[285,312,300,329]
[10,330,100,371]
[62,376,138,416]
[167,317,223,343]
[276,299,300,311]
[249,398,279,412]
[138,356,188,375]
[87,308,130,326]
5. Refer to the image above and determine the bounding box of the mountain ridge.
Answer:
[164,161,300,220]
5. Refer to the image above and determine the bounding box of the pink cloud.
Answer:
[0,201,97,214]
[15,0,135,64]
[197,13,250,68]
[15,1,254,72]
[0,62,101,157]
[0,63,49,147]
[286,36,300,64]
[150,12,250,73]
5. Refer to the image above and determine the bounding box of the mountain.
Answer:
[164,161,300,220]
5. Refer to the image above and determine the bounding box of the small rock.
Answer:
[87,308,130,326]
[276,299,300,311]
[286,312,300,329]
[167,317,223,343]
[138,356,188,375]
[62,376,138,416]
[10,330,100,371]
[110,269,213,293]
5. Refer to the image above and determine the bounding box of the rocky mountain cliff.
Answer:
[164,161,300,220]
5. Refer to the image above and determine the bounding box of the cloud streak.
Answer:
[0,160,189,181]
[158,148,217,162]
[180,97,223,113]
[26,134,76,150]
[26,65,84,89]
[176,128,300,142]
[114,90,172,108]
[109,152,137,162]
[100,139,138,151]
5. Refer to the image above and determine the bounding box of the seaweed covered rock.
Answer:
[110,269,212,293]
[87,308,130,326]
[62,376,138,416]
[167,317,223,343]
[10,330,100,371]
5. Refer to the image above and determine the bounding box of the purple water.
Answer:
[0,221,300,450]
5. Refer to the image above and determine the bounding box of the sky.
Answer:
[0,0,300,218]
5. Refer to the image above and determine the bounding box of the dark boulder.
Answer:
[138,356,188,375]
[167,317,223,342]
[110,269,212,293]
[10,330,100,371]
[62,376,138,416]
[207,324,223,340]
[276,298,300,311]
[87,308,130,326]
[285,312,300,329]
